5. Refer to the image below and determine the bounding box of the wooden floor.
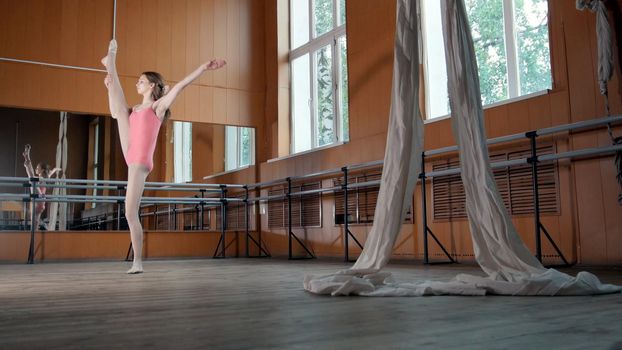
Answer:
[0,259,621,350]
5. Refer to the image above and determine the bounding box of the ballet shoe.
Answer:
[101,39,118,69]
[108,38,118,54]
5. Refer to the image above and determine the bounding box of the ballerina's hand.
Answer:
[203,59,227,71]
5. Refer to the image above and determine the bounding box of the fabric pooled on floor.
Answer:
[303,268,620,296]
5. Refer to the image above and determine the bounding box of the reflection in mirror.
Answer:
[173,121,193,183]
[0,106,93,231]
[225,125,255,172]
[0,106,256,232]
[172,122,255,182]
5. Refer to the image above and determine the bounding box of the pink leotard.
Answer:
[35,185,46,212]
[126,107,162,172]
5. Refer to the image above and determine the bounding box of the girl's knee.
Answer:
[125,209,140,224]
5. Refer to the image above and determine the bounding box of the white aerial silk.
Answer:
[440,0,619,295]
[303,0,621,296]
[47,111,68,231]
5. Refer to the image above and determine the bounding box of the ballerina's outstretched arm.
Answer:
[152,59,226,119]
[48,167,62,178]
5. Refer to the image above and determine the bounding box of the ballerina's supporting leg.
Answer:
[125,164,149,274]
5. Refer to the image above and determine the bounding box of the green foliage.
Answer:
[514,0,551,95]
[316,46,334,146]
[466,0,508,105]
[340,37,349,141]
[240,127,251,166]
[464,0,551,104]
[314,0,334,37]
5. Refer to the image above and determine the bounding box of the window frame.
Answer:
[420,0,552,121]
[289,0,348,154]
[225,126,255,172]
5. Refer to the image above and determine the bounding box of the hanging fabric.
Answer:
[304,0,621,296]
[304,0,438,296]
[576,0,622,204]
[440,0,618,295]
[47,112,68,231]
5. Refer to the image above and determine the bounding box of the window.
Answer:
[225,126,255,171]
[421,0,552,120]
[173,121,192,183]
[290,0,349,153]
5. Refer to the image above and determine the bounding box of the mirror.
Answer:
[0,106,256,231]
[172,122,255,182]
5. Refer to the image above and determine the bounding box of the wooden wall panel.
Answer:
[192,122,215,179]
[0,0,265,127]
[213,0,228,88]
[140,0,158,72]
[156,0,174,79]
[170,0,188,82]
[199,86,215,124]
[0,0,111,68]
[186,0,202,81]
[226,0,241,90]
[199,0,215,86]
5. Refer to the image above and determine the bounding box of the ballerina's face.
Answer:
[136,75,154,95]
[35,164,44,177]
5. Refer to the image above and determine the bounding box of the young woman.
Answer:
[22,144,61,230]
[101,39,226,274]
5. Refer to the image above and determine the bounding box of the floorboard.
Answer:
[0,259,621,350]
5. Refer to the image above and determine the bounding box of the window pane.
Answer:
[291,0,310,49]
[338,0,346,26]
[225,126,237,171]
[313,0,333,38]
[466,0,508,105]
[315,45,334,147]
[514,0,551,95]
[292,54,312,153]
[183,123,192,182]
[421,0,450,119]
[174,121,192,182]
[240,127,251,167]
[338,36,349,142]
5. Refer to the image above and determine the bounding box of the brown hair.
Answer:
[36,162,51,178]
[142,71,171,120]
